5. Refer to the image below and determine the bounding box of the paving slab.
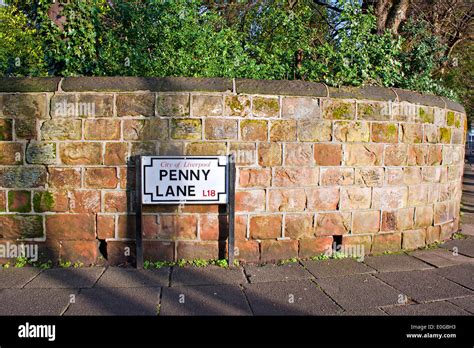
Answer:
[65,287,160,316]
[440,237,474,257]
[301,258,375,278]
[363,254,433,273]
[243,280,342,315]
[382,301,470,315]
[0,268,41,288]
[95,268,169,287]
[171,266,247,286]
[448,296,474,314]
[375,270,473,302]
[25,268,104,288]
[160,284,252,316]
[315,274,400,311]
[430,264,474,290]
[244,263,312,283]
[410,249,474,268]
[460,223,474,236]
[0,288,77,315]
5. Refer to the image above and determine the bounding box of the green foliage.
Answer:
[453,232,468,240]
[0,0,462,102]
[278,257,298,265]
[14,256,29,268]
[59,260,72,268]
[0,4,47,76]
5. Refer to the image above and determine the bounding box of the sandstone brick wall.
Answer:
[0,77,467,265]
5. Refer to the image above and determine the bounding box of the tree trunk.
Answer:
[385,0,411,34]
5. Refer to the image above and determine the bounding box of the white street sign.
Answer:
[141,156,228,204]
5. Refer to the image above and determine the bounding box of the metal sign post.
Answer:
[135,155,144,269]
[227,154,236,267]
[135,155,236,269]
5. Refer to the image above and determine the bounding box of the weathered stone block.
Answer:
[192,94,223,116]
[372,187,408,210]
[156,93,189,117]
[401,124,422,143]
[282,97,320,119]
[315,212,351,236]
[33,191,69,212]
[306,187,340,210]
[355,168,384,187]
[427,145,442,165]
[0,119,13,140]
[417,106,434,123]
[205,118,238,140]
[297,119,332,141]
[235,190,265,212]
[407,144,428,166]
[105,142,128,165]
[225,95,250,117]
[1,94,48,120]
[0,166,47,188]
[77,93,113,117]
[186,142,227,156]
[397,207,414,230]
[261,240,298,262]
[414,205,433,228]
[357,101,389,121]
[299,237,333,258]
[123,119,168,141]
[46,214,95,241]
[0,214,43,239]
[352,210,380,234]
[284,143,313,166]
[402,229,426,250]
[60,143,102,165]
[258,143,281,167]
[268,188,306,212]
[320,168,354,186]
[423,125,438,143]
[408,185,428,206]
[48,168,81,189]
[15,118,37,140]
[0,142,23,165]
[250,215,282,239]
[177,241,219,260]
[41,119,82,140]
[371,123,398,143]
[381,211,397,231]
[239,168,271,188]
[70,190,101,213]
[235,240,260,262]
[384,144,407,166]
[403,167,422,185]
[385,168,404,185]
[170,119,201,140]
[116,93,155,117]
[84,119,120,140]
[240,119,267,141]
[438,127,451,144]
[425,225,440,244]
[270,120,297,141]
[273,167,319,187]
[8,190,31,212]
[322,99,355,120]
[340,187,372,210]
[371,233,401,254]
[97,215,115,240]
[252,96,279,117]
[104,191,128,213]
[26,142,56,165]
[285,214,313,239]
[84,168,118,189]
[157,215,198,240]
[314,144,342,166]
[333,121,369,142]
[230,142,256,165]
[344,144,383,166]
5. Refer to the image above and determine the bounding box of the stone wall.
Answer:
[0,77,467,265]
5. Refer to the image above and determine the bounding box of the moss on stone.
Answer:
[8,191,32,213]
[386,124,398,136]
[446,111,455,126]
[332,103,352,119]
[253,97,279,113]
[439,127,451,143]
[33,191,55,212]
[419,107,434,123]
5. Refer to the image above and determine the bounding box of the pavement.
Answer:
[0,241,473,316]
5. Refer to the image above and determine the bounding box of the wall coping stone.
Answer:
[0,76,465,113]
